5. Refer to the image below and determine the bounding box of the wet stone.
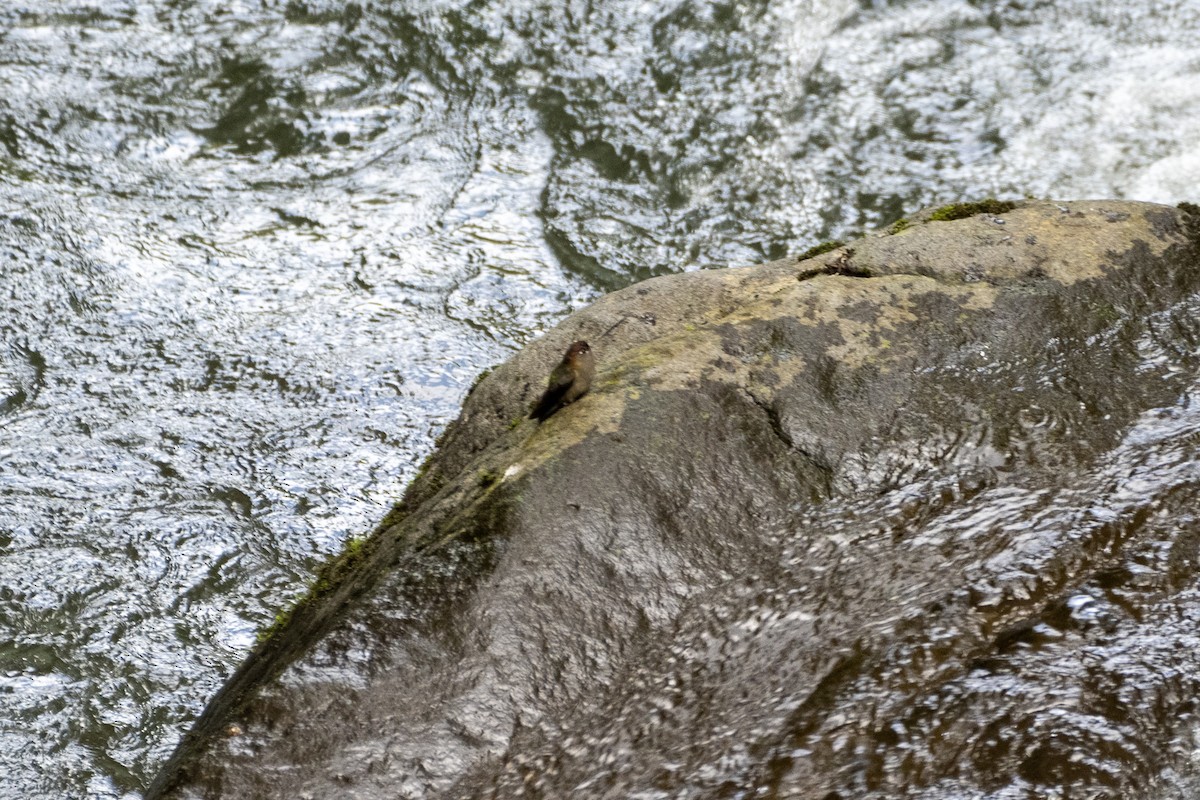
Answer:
[153,201,1200,800]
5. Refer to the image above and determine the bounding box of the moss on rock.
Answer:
[797,239,845,261]
[928,198,1017,222]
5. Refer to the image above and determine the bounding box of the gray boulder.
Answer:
[150,200,1200,799]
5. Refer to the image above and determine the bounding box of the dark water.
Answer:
[0,0,1197,797]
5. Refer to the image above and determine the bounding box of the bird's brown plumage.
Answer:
[529,340,595,422]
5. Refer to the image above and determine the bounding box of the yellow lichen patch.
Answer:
[631,328,727,392]
[507,383,629,478]
[1015,207,1172,284]
[854,202,1176,287]
[506,202,1176,477]
[580,271,1003,402]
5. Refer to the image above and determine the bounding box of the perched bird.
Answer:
[529,340,595,422]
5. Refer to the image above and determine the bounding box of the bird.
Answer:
[529,340,595,422]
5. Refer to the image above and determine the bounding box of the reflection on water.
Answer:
[0,0,1198,797]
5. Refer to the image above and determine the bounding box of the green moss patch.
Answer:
[467,366,494,396]
[256,606,296,644]
[929,199,1016,222]
[255,535,372,645]
[798,240,845,261]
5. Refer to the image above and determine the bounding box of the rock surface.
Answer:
[150,200,1200,799]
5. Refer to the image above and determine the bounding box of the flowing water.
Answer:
[0,0,1198,797]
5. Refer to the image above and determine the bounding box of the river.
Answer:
[1,0,1197,797]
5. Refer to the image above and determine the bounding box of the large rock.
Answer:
[150,200,1200,799]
